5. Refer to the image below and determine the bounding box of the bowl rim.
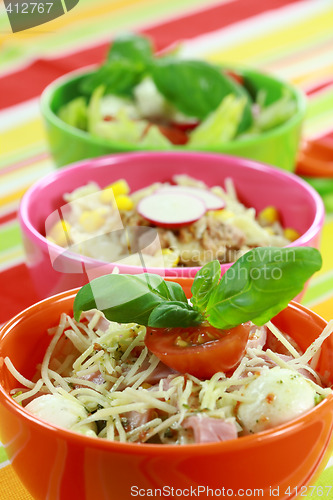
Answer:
[40,63,307,152]
[0,289,332,455]
[18,151,325,276]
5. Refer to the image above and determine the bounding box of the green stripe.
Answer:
[0,144,48,170]
[306,86,333,120]
[0,446,8,464]
[303,85,333,136]
[302,270,333,306]
[0,248,25,272]
[0,223,22,253]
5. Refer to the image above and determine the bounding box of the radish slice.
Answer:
[157,185,225,211]
[137,192,206,228]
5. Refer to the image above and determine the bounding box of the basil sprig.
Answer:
[190,260,221,313]
[80,33,153,97]
[74,247,322,330]
[205,246,322,329]
[78,33,253,125]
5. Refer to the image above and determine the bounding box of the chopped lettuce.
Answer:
[253,89,297,132]
[87,85,105,134]
[87,85,146,143]
[58,97,88,130]
[188,95,246,146]
[140,124,172,148]
[85,84,172,147]
[92,110,147,144]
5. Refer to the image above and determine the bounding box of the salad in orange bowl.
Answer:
[0,247,332,500]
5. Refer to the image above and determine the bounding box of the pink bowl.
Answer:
[19,152,325,298]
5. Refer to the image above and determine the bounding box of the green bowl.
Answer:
[41,67,306,171]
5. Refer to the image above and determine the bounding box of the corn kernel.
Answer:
[284,227,300,242]
[212,209,234,221]
[48,220,71,247]
[111,179,130,196]
[115,195,134,211]
[79,211,105,232]
[100,179,130,204]
[99,188,115,204]
[258,206,279,224]
[162,248,180,267]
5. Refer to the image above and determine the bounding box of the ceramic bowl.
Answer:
[41,66,306,171]
[18,152,324,298]
[0,283,332,500]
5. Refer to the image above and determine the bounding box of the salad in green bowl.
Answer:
[42,33,306,169]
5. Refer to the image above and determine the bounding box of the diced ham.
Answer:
[182,415,238,443]
[74,371,105,388]
[250,353,322,385]
[139,359,177,385]
[81,311,111,333]
[122,409,155,431]
[265,328,302,356]
[148,374,176,392]
[246,325,267,349]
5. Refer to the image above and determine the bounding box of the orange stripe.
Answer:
[0,187,28,208]
[309,296,333,322]
[0,0,154,44]
[0,466,33,500]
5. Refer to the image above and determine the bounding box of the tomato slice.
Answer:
[144,323,252,379]
[169,120,199,132]
[157,124,189,145]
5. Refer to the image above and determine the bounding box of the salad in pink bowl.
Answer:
[19,152,324,299]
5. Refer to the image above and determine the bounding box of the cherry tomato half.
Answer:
[157,124,189,145]
[144,322,252,379]
[169,120,199,132]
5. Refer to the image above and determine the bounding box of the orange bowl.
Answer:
[0,279,332,500]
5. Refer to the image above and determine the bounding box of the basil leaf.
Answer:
[206,247,322,329]
[107,33,153,67]
[164,280,188,303]
[80,60,144,97]
[73,273,187,325]
[152,58,253,124]
[191,260,221,313]
[80,34,153,97]
[148,302,202,328]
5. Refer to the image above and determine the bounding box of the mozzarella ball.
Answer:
[237,367,317,434]
[26,394,97,437]
[134,77,169,119]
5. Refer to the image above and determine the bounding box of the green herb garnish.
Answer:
[74,247,321,330]
[78,32,252,126]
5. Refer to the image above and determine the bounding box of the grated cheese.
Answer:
[5,311,333,444]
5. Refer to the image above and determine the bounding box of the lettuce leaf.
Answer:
[254,89,297,131]
[188,95,246,146]
[58,97,88,130]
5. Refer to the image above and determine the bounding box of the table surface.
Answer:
[1,0,333,498]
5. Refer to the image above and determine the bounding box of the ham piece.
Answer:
[182,415,238,443]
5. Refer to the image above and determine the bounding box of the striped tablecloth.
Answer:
[1,0,333,498]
